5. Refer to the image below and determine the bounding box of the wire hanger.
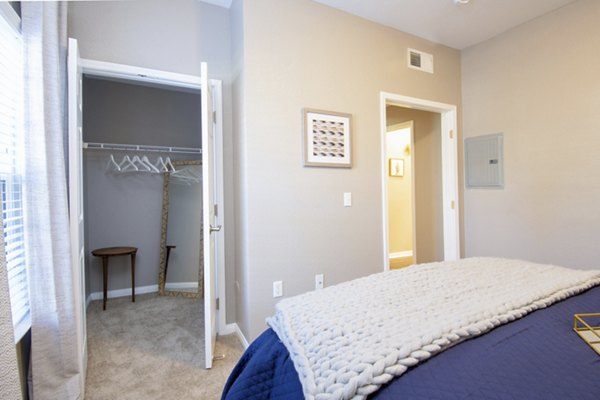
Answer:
[119,155,138,172]
[106,154,121,172]
[164,157,177,173]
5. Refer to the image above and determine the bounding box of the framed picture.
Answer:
[389,158,404,177]
[303,108,352,168]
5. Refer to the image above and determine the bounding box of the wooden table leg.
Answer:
[131,251,136,303]
[102,256,108,311]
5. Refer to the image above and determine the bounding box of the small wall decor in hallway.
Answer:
[389,158,405,177]
[302,108,352,168]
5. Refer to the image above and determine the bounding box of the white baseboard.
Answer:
[233,323,249,349]
[220,323,236,336]
[390,250,413,259]
[88,284,159,302]
[164,281,198,291]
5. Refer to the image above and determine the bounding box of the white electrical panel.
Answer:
[465,133,504,189]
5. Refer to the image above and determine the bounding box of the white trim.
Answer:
[67,38,88,390]
[220,323,237,336]
[212,80,228,337]
[88,284,159,302]
[389,251,414,259]
[234,323,249,349]
[80,58,202,90]
[164,282,199,291]
[380,92,461,272]
[0,3,20,33]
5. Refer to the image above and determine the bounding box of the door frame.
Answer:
[77,58,227,329]
[385,121,417,265]
[380,92,460,271]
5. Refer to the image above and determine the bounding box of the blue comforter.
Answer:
[222,285,600,399]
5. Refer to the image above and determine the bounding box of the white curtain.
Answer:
[21,3,82,399]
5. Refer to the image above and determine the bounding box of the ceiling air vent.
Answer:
[407,48,434,74]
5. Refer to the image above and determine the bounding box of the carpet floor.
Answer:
[85,293,244,399]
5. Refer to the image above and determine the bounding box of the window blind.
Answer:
[0,5,29,343]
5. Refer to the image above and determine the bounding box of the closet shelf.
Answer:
[83,142,202,155]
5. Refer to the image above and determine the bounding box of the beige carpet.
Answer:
[85,293,244,400]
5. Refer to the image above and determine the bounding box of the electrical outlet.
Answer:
[273,280,283,298]
[315,274,324,290]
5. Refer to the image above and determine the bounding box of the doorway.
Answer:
[380,92,460,271]
[386,121,416,269]
[67,38,226,375]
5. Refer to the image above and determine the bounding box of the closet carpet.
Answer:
[85,293,244,400]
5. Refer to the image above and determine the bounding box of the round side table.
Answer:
[91,246,138,310]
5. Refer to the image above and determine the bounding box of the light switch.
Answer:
[344,192,352,207]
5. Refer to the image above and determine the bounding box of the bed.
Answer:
[222,258,600,400]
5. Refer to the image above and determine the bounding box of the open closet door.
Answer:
[202,62,219,369]
[67,38,87,384]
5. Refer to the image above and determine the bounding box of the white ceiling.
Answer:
[200,0,577,50]
[310,0,578,50]
[200,0,233,8]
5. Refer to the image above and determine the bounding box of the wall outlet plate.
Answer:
[315,274,324,290]
[273,280,283,298]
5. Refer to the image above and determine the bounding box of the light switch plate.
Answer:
[344,192,352,207]
[273,281,283,298]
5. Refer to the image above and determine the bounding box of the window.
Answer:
[0,3,29,342]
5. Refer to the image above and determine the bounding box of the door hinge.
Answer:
[212,111,217,124]
[216,297,220,310]
[214,204,218,217]
[451,200,455,210]
[449,130,454,139]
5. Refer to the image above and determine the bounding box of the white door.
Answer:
[202,63,219,369]
[67,38,88,387]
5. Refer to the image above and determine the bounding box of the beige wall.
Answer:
[461,0,600,269]
[236,0,461,340]
[387,107,444,263]
[386,126,413,254]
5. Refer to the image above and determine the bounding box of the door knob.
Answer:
[210,225,222,233]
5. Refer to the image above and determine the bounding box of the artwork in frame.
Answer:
[303,108,352,168]
[389,158,404,177]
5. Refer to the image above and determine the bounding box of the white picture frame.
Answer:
[303,108,352,168]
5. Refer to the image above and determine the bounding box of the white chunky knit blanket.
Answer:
[266,258,600,400]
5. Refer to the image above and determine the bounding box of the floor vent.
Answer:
[407,48,433,74]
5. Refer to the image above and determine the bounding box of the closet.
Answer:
[82,75,203,301]
[67,38,223,375]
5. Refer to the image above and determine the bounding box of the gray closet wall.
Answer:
[82,76,202,296]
